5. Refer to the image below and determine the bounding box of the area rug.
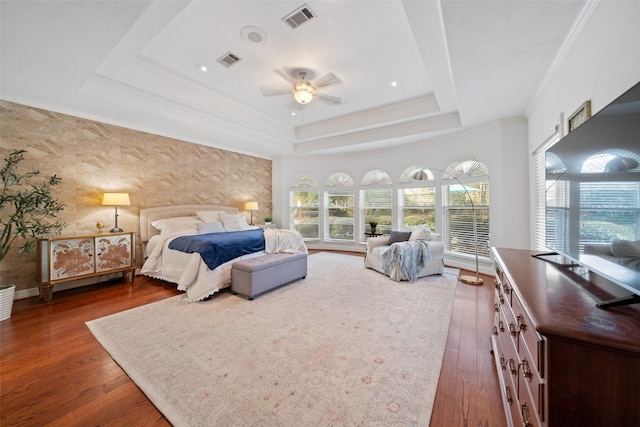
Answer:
[86,253,459,426]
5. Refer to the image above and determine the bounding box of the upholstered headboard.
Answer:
[139,204,239,243]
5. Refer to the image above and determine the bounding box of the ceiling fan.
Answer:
[261,68,345,106]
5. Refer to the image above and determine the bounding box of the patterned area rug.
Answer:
[87,253,459,426]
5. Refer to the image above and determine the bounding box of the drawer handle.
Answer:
[522,359,532,381]
[509,358,517,375]
[494,280,500,290]
[521,402,533,427]
[509,323,518,336]
[494,303,500,313]
[500,356,507,371]
[493,326,498,336]
[502,284,511,295]
[499,294,505,304]
[499,320,505,332]
[505,385,513,405]
[517,314,527,332]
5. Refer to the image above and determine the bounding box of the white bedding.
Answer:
[140,227,306,302]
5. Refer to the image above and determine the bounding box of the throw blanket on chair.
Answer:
[382,240,431,282]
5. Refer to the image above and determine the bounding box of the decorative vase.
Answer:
[371,227,376,234]
[0,284,16,321]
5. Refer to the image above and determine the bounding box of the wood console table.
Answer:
[491,247,640,426]
[37,231,135,301]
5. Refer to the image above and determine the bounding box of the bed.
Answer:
[139,204,306,301]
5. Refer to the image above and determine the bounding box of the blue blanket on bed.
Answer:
[168,229,265,270]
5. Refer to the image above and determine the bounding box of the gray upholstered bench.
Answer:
[231,253,307,300]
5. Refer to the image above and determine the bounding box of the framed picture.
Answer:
[567,100,591,132]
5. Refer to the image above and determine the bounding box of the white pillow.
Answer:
[219,212,250,231]
[196,210,225,222]
[409,227,431,241]
[196,221,225,234]
[151,216,201,234]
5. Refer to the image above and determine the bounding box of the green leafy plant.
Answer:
[264,216,272,223]
[368,221,378,229]
[0,149,66,262]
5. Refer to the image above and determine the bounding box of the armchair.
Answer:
[365,229,445,280]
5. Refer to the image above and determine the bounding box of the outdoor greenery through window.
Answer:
[288,159,490,254]
[359,170,392,242]
[442,159,490,258]
[325,173,354,241]
[399,187,436,229]
[289,174,319,239]
[398,166,436,229]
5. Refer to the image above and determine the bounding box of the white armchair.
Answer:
[365,229,445,280]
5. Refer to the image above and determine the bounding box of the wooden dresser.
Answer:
[491,247,640,426]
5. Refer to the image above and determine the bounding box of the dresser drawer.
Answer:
[492,335,520,427]
[519,348,544,421]
[498,307,520,390]
[518,377,543,427]
[511,291,544,376]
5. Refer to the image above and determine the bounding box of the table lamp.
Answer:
[102,192,130,232]
[244,201,258,225]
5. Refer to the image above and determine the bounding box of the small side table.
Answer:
[365,232,383,237]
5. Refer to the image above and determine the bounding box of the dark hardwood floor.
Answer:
[1,251,505,426]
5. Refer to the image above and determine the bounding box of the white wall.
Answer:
[273,117,529,274]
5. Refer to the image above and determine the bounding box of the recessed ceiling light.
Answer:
[390,80,399,87]
[290,112,296,116]
[197,64,208,72]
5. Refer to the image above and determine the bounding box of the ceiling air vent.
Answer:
[216,52,241,68]
[282,4,316,29]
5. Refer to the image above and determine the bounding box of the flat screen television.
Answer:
[542,81,640,308]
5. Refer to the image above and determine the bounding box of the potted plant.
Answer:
[369,221,378,234]
[1,149,66,319]
[264,216,272,225]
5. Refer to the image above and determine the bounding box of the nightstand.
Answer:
[37,231,135,301]
[257,224,276,229]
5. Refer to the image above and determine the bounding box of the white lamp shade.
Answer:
[294,90,313,104]
[102,192,130,206]
[244,201,258,211]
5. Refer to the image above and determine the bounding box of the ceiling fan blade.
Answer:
[273,69,294,84]
[316,93,345,105]
[260,87,291,96]
[314,72,341,87]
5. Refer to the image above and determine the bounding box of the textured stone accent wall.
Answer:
[0,100,272,295]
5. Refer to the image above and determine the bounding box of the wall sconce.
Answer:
[244,201,258,225]
[102,192,130,233]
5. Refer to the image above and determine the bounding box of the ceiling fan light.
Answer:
[293,80,314,104]
[294,90,313,104]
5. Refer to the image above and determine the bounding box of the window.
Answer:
[544,150,569,253]
[359,170,392,241]
[442,158,490,258]
[325,173,355,241]
[399,165,436,230]
[290,174,319,240]
[534,136,560,250]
